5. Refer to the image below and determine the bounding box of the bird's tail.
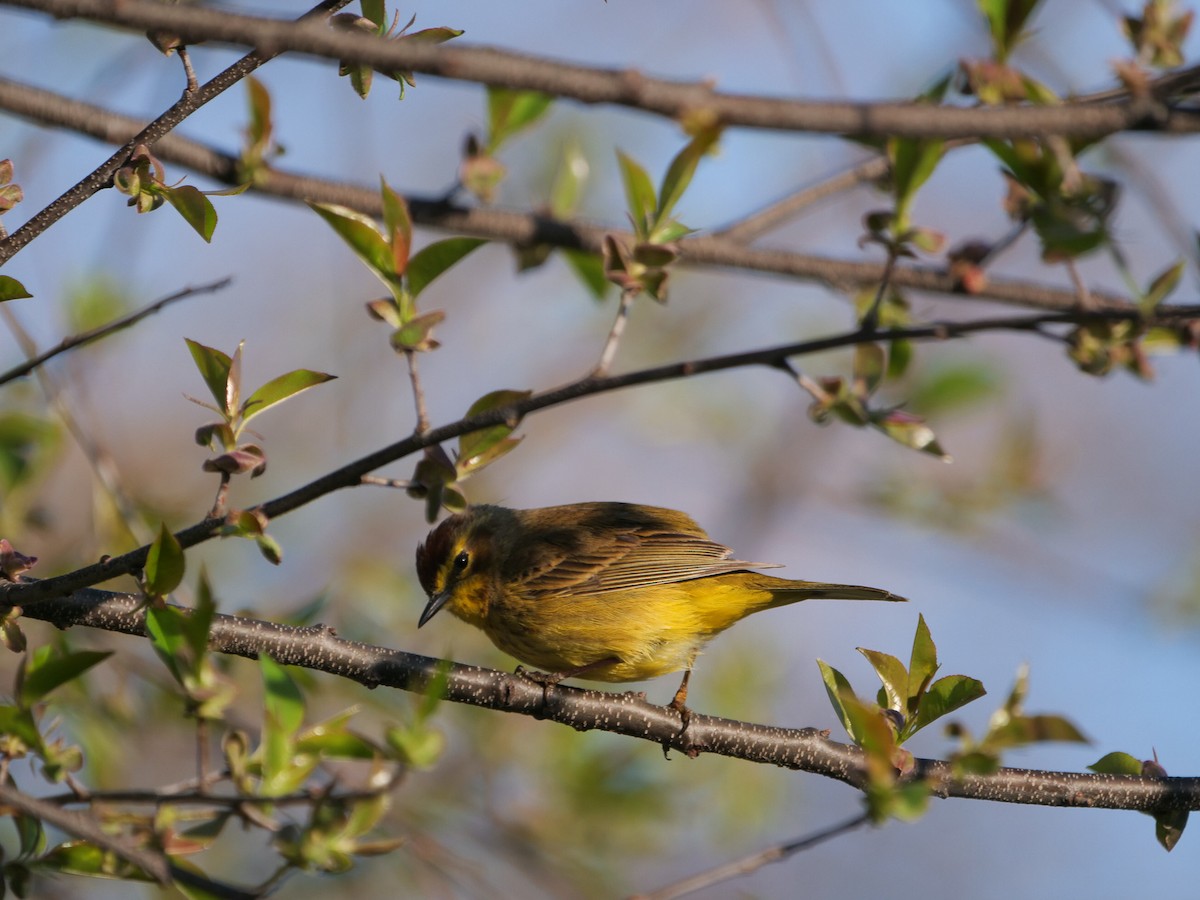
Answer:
[752,575,908,608]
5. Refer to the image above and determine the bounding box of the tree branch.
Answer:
[3,0,1199,139]
[0,76,1161,315]
[0,278,231,387]
[0,0,352,267]
[11,588,1200,813]
[0,783,256,899]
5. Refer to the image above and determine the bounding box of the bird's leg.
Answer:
[515,657,621,706]
[668,668,693,728]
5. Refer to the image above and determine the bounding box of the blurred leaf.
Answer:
[550,139,589,218]
[562,249,609,300]
[1156,809,1188,852]
[908,363,1001,416]
[261,654,304,736]
[1141,259,1184,312]
[20,649,112,707]
[242,369,337,424]
[487,88,553,153]
[889,138,944,224]
[145,522,185,597]
[407,238,487,300]
[616,150,656,235]
[655,127,720,231]
[391,310,446,352]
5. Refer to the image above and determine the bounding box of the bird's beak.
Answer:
[418,591,451,628]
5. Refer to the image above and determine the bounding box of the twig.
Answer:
[593,287,636,376]
[859,245,900,332]
[10,588,1200,812]
[0,0,352,268]
[0,304,151,544]
[2,0,1197,141]
[713,155,890,243]
[0,782,256,899]
[405,350,430,435]
[632,812,871,900]
[3,304,1198,607]
[0,278,230,387]
[0,77,1163,316]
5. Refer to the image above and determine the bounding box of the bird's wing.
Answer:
[512,506,779,598]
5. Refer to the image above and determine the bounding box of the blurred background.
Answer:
[2,0,1200,896]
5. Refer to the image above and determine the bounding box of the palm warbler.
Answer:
[416,502,905,708]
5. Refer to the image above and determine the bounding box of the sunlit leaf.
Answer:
[185,339,233,411]
[145,522,185,597]
[407,238,487,300]
[163,185,218,242]
[0,276,32,301]
[309,202,396,282]
[242,369,337,424]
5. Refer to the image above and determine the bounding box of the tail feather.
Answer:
[752,576,907,607]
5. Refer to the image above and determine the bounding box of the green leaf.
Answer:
[816,659,857,742]
[1156,809,1188,852]
[1088,751,1143,775]
[163,185,218,242]
[0,275,32,301]
[458,389,531,472]
[550,139,589,218]
[562,249,609,300]
[261,653,304,736]
[890,138,944,225]
[907,614,939,714]
[487,88,554,153]
[616,150,656,236]
[309,202,397,282]
[360,0,386,29]
[858,647,908,715]
[656,128,719,231]
[912,675,987,734]
[185,339,233,411]
[1142,259,1184,312]
[145,522,186,596]
[20,650,112,706]
[242,369,337,424]
[407,237,487,299]
[146,604,189,684]
[380,178,413,276]
[908,363,1000,416]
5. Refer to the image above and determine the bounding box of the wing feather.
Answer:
[509,504,780,598]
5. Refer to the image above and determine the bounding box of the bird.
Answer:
[415,502,906,712]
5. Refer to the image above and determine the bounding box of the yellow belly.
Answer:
[479,579,771,682]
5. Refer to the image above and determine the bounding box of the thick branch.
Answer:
[12,588,1200,813]
[3,0,1200,139]
[0,77,1155,315]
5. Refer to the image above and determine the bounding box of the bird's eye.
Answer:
[452,551,470,572]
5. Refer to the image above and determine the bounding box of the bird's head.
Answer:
[415,506,511,628]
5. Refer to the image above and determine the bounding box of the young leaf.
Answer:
[656,128,720,231]
[261,653,305,736]
[309,202,397,282]
[407,237,487,300]
[458,389,531,465]
[0,276,32,301]
[907,613,939,711]
[162,185,218,242]
[912,675,987,734]
[550,139,589,218]
[487,88,554,153]
[816,659,858,742]
[146,604,189,684]
[20,649,112,706]
[242,369,337,424]
[185,339,233,411]
[1088,751,1142,775]
[145,522,186,597]
[380,179,413,276]
[858,647,908,714]
[562,249,609,300]
[616,150,656,235]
